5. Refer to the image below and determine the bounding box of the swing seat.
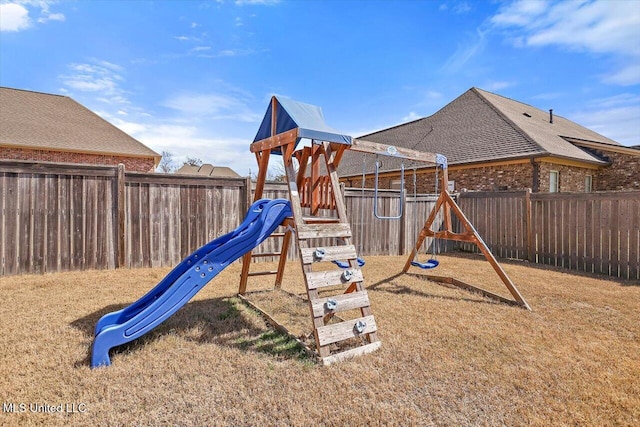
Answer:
[332,257,365,269]
[411,259,439,269]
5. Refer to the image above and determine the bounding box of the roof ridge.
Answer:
[471,87,549,155]
[0,86,68,99]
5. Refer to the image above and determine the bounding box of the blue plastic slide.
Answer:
[91,198,292,368]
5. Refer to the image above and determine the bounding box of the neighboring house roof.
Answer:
[0,87,160,162]
[175,163,241,178]
[566,138,640,156]
[339,87,617,177]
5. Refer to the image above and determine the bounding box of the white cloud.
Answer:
[38,12,64,23]
[530,91,564,100]
[602,63,640,86]
[162,92,261,122]
[571,94,640,146]
[452,2,472,15]
[483,81,516,92]
[0,3,31,31]
[441,27,487,72]
[491,0,640,86]
[0,1,65,32]
[402,112,422,122]
[120,122,254,176]
[491,0,547,27]
[235,0,280,5]
[59,59,130,105]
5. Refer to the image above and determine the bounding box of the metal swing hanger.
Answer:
[373,154,405,220]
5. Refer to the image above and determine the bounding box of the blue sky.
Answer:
[1,0,639,176]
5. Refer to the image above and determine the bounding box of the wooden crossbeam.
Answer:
[350,138,438,163]
[249,128,299,153]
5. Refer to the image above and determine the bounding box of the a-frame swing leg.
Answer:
[404,189,531,310]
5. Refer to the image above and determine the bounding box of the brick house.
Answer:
[175,163,241,178]
[338,87,639,193]
[0,87,160,172]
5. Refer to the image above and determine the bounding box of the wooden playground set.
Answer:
[237,96,531,365]
[90,96,530,368]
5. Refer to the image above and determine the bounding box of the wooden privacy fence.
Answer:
[0,161,249,275]
[1,161,638,280]
[457,190,640,280]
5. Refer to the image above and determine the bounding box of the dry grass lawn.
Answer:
[1,254,638,426]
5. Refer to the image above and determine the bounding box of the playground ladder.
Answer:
[284,143,380,364]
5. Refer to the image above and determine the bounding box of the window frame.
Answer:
[549,170,559,193]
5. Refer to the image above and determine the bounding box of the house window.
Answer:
[585,175,592,192]
[390,179,404,190]
[549,171,559,193]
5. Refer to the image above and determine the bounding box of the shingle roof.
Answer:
[175,163,241,178]
[0,87,160,160]
[338,87,613,177]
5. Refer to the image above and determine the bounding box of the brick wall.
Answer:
[344,162,535,193]
[0,147,156,172]
[537,162,593,192]
[447,163,534,192]
[588,149,640,191]
[341,161,604,193]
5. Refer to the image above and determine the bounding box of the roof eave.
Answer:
[339,152,609,178]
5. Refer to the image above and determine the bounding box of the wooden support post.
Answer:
[274,218,293,289]
[441,167,452,232]
[116,163,126,269]
[310,144,322,215]
[253,150,270,201]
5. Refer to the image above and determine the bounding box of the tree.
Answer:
[183,157,203,167]
[267,157,298,182]
[157,151,177,173]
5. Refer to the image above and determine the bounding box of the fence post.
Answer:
[116,164,126,268]
[525,188,533,263]
[399,191,407,255]
[243,176,252,215]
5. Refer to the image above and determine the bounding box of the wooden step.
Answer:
[305,269,364,290]
[300,245,357,264]
[321,341,382,366]
[246,270,278,277]
[310,290,370,317]
[297,223,352,240]
[251,252,282,258]
[316,315,377,346]
[302,216,341,224]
